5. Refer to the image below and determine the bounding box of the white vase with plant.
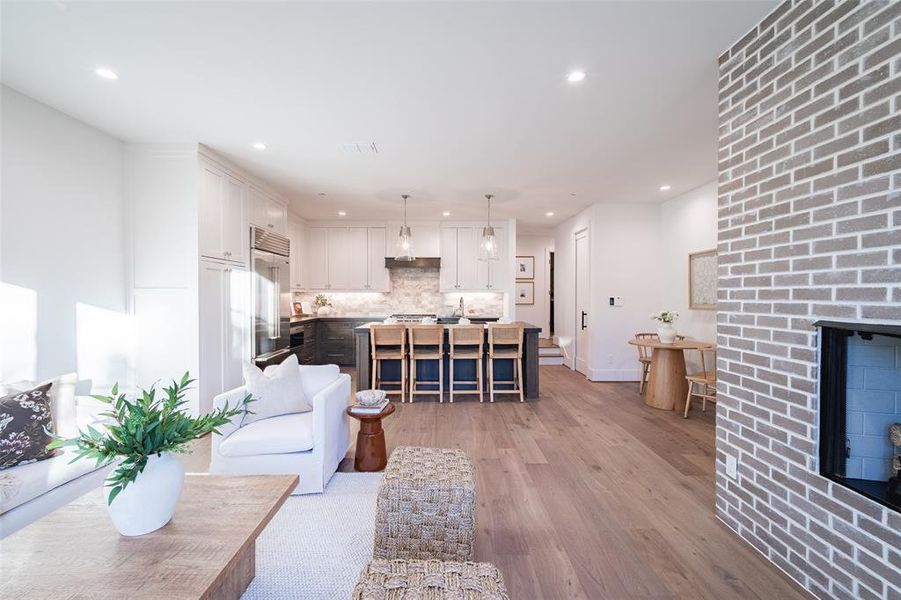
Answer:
[650,311,679,343]
[313,293,332,316]
[50,373,249,536]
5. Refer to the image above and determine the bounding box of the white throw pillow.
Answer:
[241,354,311,425]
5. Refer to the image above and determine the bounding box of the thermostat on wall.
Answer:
[608,296,624,307]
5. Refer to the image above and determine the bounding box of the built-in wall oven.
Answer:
[251,226,292,367]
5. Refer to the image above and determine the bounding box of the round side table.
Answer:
[346,403,396,472]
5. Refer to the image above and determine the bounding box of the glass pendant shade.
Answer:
[478,194,498,261]
[395,195,414,261]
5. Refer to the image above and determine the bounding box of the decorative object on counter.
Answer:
[313,293,333,316]
[478,194,498,261]
[395,194,414,262]
[48,373,249,536]
[515,256,535,280]
[650,310,679,343]
[689,249,717,310]
[458,317,471,325]
[355,389,387,408]
[292,302,304,315]
[515,281,534,305]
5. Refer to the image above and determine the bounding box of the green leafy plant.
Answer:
[650,310,679,324]
[313,293,331,308]
[48,372,250,505]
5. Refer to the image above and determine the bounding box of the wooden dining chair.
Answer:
[633,332,657,394]
[370,324,408,403]
[487,323,524,403]
[408,325,444,402]
[683,344,716,418]
[448,325,484,403]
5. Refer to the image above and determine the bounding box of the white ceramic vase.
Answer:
[657,324,677,344]
[316,305,333,316]
[105,453,185,536]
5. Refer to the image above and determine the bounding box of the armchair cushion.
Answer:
[242,354,310,425]
[218,412,314,457]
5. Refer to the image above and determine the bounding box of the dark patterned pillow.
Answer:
[0,382,57,470]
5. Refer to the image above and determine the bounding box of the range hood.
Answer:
[384,257,441,269]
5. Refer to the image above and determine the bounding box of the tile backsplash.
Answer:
[293,268,504,317]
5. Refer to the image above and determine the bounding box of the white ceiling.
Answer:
[1,1,776,231]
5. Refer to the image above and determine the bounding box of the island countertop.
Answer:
[353,321,540,399]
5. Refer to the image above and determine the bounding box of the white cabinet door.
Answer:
[488,226,508,291]
[250,187,288,235]
[346,228,368,290]
[199,165,225,261]
[367,228,389,291]
[222,264,249,394]
[305,227,330,290]
[221,174,247,265]
[439,228,458,291]
[267,200,288,235]
[199,261,226,415]
[288,215,304,289]
[456,227,480,291]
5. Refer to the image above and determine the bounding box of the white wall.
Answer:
[1,86,129,388]
[553,206,592,370]
[514,235,553,337]
[660,182,717,343]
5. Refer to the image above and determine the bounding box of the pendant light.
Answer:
[395,194,414,261]
[478,194,498,261]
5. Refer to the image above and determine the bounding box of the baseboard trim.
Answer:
[587,368,640,382]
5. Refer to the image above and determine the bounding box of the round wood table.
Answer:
[346,403,396,472]
[627,338,714,411]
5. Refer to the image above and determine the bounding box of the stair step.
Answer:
[539,355,565,366]
[539,346,564,357]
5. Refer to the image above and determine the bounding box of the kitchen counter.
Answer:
[353,321,541,400]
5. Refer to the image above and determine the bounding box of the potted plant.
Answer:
[650,311,679,343]
[313,293,333,316]
[49,373,249,536]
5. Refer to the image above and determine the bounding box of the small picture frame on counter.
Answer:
[515,256,535,280]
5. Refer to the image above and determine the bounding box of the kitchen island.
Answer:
[353,322,541,400]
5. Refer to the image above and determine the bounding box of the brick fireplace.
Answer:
[716,1,901,598]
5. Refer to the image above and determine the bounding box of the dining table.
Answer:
[627,337,714,411]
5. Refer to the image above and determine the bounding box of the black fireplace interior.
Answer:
[816,321,900,513]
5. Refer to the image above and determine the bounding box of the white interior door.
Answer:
[574,229,590,376]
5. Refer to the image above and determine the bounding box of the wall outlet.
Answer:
[607,354,614,365]
[609,297,615,306]
[726,455,738,479]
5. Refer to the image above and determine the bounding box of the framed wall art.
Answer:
[515,281,535,305]
[515,256,535,280]
[689,249,717,310]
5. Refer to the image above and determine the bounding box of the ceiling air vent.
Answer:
[340,142,379,155]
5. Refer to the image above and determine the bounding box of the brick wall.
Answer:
[716,1,901,599]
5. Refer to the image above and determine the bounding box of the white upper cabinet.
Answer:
[304,227,329,290]
[367,228,389,291]
[288,214,305,290]
[250,186,287,235]
[385,222,440,257]
[199,162,246,265]
[328,227,367,290]
[440,226,506,292]
[439,228,459,291]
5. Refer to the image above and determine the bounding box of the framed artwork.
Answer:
[689,249,717,310]
[515,281,535,305]
[515,256,535,280]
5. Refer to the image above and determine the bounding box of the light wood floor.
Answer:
[187,364,809,599]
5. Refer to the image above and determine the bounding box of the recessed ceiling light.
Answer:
[94,67,118,80]
[318,192,327,197]
[659,184,671,191]
[442,211,451,217]
[337,211,347,217]
[252,142,267,151]
[545,212,555,217]
[566,70,586,83]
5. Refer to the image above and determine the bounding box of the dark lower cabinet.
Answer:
[316,319,370,366]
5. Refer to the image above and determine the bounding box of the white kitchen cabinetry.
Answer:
[302,226,388,291]
[199,260,248,415]
[199,163,246,265]
[366,228,389,291]
[385,222,440,257]
[440,226,506,292]
[250,186,287,235]
[288,214,305,290]
[328,227,367,290]
[304,227,330,290]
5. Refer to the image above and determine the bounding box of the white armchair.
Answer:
[209,364,351,495]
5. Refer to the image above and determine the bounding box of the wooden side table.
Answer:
[346,403,396,472]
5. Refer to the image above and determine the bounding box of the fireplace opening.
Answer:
[817,321,901,513]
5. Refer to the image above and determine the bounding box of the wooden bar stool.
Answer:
[370,324,408,403]
[408,325,444,402]
[487,323,524,403]
[683,344,716,418]
[448,325,484,403]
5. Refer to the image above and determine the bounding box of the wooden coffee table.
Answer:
[347,403,396,472]
[0,474,297,600]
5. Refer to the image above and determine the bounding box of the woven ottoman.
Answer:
[374,446,476,561]
[353,559,509,600]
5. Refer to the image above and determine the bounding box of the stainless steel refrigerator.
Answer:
[251,226,292,366]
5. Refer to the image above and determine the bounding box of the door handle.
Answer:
[581,311,587,330]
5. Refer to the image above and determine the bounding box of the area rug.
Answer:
[242,472,381,599]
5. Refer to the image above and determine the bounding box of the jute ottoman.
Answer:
[353,559,509,600]
[374,446,476,561]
